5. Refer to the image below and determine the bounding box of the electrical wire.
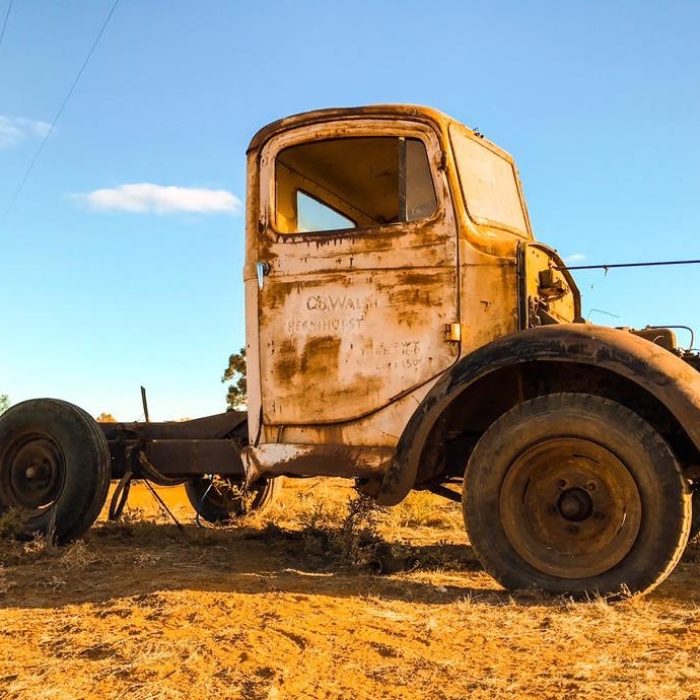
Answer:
[0,0,13,54]
[1,0,121,225]
[562,258,700,271]
[195,480,215,529]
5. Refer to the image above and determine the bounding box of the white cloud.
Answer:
[563,253,587,264]
[77,183,242,215]
[0,115,52,149]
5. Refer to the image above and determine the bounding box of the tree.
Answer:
[96,412,118,423]
[0,395,9,415]
[222,347,247,410]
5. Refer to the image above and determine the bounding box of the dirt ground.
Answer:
[1,478,699,700]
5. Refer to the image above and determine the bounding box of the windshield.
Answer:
[449,124,529,237]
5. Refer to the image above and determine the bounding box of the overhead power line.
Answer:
[1,0,121,226]
[0,0,14,54]
[562,258,700,271]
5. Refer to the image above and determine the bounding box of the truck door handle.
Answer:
[256,261,271,289]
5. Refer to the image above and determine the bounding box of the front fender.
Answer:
[376,324,700,505]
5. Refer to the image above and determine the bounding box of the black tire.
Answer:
[463,393,690,597]
[185,476,278,524]
[0,399,111,543]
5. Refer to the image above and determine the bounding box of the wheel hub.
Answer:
[557,487,593,522]
[1,434,66,511]
[498,437,642,579]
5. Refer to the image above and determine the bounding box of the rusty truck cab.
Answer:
[242,105,578,488]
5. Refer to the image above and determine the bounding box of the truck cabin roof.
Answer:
[247,104,506,159]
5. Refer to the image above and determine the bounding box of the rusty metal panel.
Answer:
[98,412,246,441]
[269,374,440,447]
[145,439,244,475]
[247,105,456,155]
[523,243,579,325]
[243,443,392,482]
[244,148,264,445]
[259,269,459,424]
[459,245,521,355]
[104,439,245,477]
[628,326,678,352]
[254,119,460,425]
[99,413,247,478]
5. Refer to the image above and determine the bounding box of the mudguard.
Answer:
[376,324,700,506]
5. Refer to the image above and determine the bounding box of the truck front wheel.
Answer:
[0,399,111,543]
[463,393,690,597]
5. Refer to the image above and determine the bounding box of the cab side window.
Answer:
[275,136,436,234]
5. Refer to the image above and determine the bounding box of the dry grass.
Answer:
[1,479,699,699]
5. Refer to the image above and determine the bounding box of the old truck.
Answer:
[2,105,699,597]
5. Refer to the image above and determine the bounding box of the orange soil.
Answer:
[1,479,699,699]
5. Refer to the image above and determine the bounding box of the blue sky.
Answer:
[1,1,698,420]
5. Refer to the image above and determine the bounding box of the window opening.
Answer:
[296,191,354,232]
[275,136,436,234]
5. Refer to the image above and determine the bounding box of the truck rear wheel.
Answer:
[463,393,690,597]
[185,475,277,523]
[0,399,111,543]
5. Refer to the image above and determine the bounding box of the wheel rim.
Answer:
[498,437,642,579]
[0,433,66,513]
[205,476,266,516]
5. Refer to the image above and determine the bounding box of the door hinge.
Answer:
[445,322,461,342]
[256,261,271,289]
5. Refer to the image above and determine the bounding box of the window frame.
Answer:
[448,123,532,239]
[259,119,444,241]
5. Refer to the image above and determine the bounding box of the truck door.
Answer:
[255,119,459,427]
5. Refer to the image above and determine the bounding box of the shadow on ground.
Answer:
[2,522,700,610]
